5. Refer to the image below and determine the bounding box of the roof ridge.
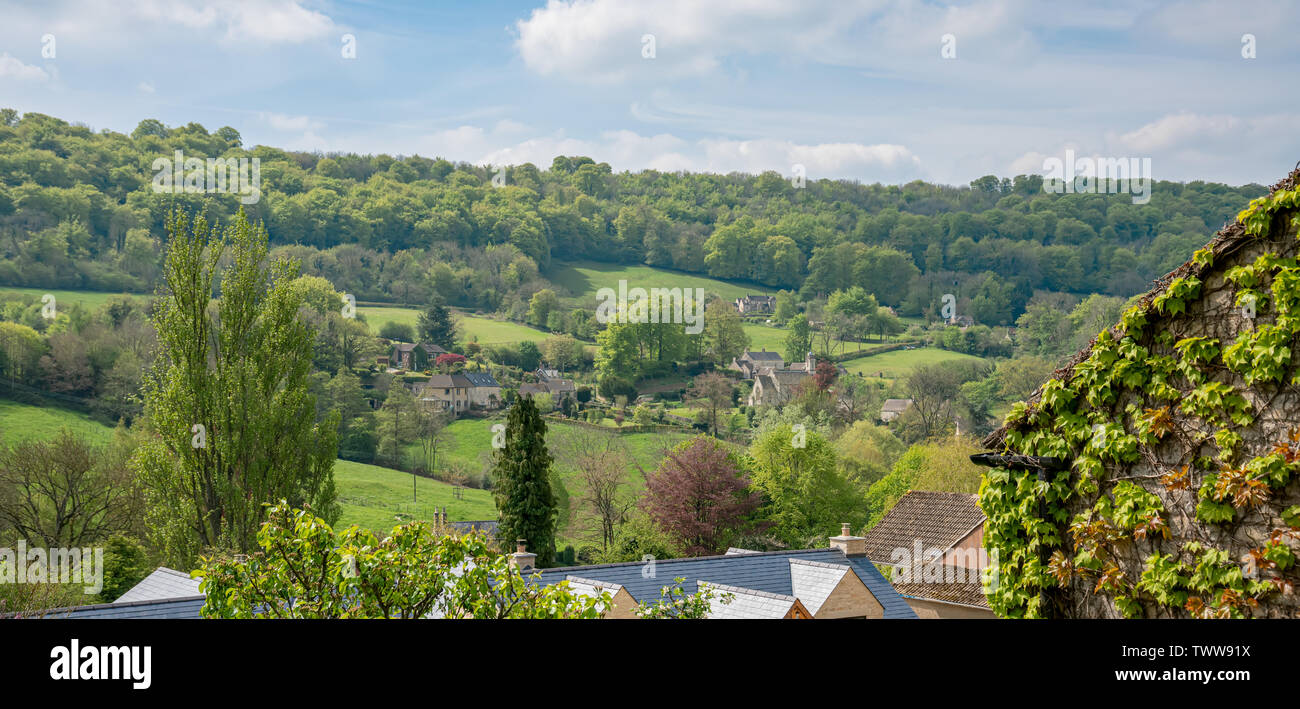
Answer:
[537,547,842,575]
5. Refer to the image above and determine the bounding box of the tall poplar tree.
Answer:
[491,395,557,567]
[132,208,340,567]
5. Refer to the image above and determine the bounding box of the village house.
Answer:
[974,166,1300,619]
[520,524,917,619]
[463,371,502,409]
[747,368,808,407]
[730,349,785,379]
[734,294,776,314]
[880,398,914,422]
[390,342,448,371]
[415,373,473,413]
[862,491,993,618]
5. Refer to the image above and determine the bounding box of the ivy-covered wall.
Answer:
[981,169,1300,618]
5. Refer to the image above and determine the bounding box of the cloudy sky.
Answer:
[1,0,1297,186]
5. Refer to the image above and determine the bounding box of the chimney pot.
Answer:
[841,522,851,537]
[516,538,527,554]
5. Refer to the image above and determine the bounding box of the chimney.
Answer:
[510,538,537,572]
[829,522,867,557]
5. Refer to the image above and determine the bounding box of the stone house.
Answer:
[974,167,1300,618]
[734,294,776,314]
[730,349,785,379]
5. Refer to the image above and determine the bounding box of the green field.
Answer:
[333,458,496,534]
[0,287,150,312]
[843,347,987,380]
[358,306,567,348]
[0,400,117,444]
[548,260,768,305]
[0,399,494,536]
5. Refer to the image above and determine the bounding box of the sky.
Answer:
[0,0,1297,187]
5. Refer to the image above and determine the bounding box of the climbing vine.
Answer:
[980,179,1300,618]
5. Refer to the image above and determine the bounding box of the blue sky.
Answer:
[1,0,1297,186]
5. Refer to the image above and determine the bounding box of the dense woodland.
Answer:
[0,109,1266,326]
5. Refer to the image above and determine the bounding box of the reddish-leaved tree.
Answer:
[641,437,762,556]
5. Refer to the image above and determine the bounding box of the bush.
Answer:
[379,322,414,341]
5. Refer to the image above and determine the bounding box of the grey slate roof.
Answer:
[113,567,201,604]
[529,547,916,618]
[38,596,206,619]
[448,520,499,537]
[463,372,499,388]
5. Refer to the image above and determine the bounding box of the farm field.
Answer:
[333,458,496,534]
[843,347,987,381]
[0,287,150,312]
[547,260,767,305]
[0,399,117,444]
[740,323,914,359]
[0,399,495,536]
[358,305,580,348]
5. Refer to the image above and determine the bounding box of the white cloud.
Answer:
[409,122,921,181]
[1115,113,1242,152]
[260,111,326,133]
[0,53,50,82]
[32,0,337,45]
[137,81,155,93]
[514,0,1031,83]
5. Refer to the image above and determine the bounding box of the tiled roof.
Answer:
[881,398,913,412]
[893,568,991,609]
[463,372,499,388]
[862,491,985,564]
[113,567,201,604]
[529,547,916,618]
[744,350,784,361]
[37,596,206,619]
[448,520,499,537]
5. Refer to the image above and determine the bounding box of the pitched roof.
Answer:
[113,567,201,604]
[424,374,473,389]
[463,372,499,388]
[862,491,985,564]
[698,581,805,619]
[448,520,498,537]
[984,167,1300,449]
[528,547,916,618]
[743,350,784,361]
[788,558,852,615]
[34,595,206,619]
[881,398,913,413]
[547,379,576,393]
[892,571,991,610]
[419,343,448,355]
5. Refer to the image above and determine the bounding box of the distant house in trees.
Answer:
[880,398,914,422]
[519,374,576,402]
[975,166,1300,619]
[862,491,993,619]
[518,523,917,619]
[734,294,776,314]
[747,369,808,407]
[730,349,785,379]
[391,342,448,371]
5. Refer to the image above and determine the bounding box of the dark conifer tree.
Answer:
[492,395,557,567]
